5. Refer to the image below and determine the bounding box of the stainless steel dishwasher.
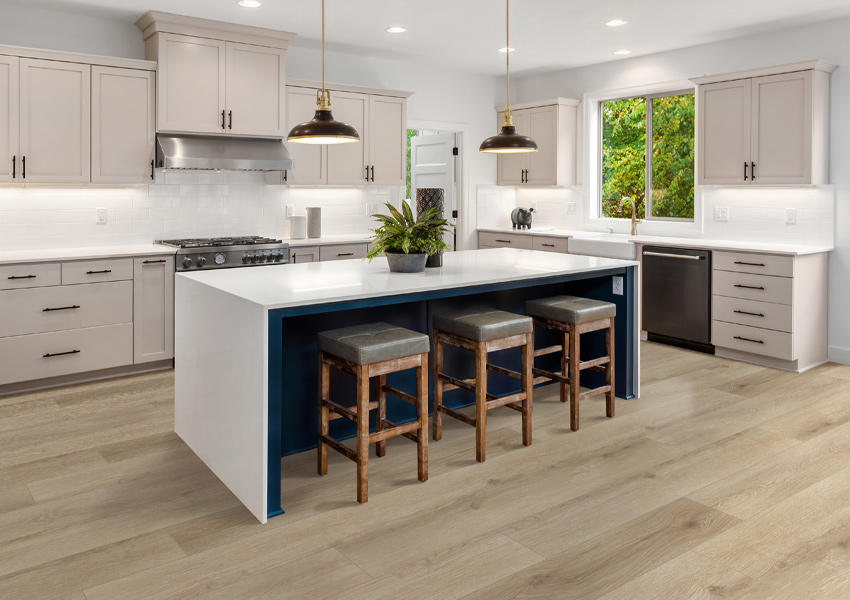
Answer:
[642,245,714,353]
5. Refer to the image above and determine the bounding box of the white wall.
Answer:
[508,16,850,363]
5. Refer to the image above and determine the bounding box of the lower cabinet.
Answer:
[290,246,320,263]
[291,243,369,263]
[133,256,174,364]
[478,231,568,252]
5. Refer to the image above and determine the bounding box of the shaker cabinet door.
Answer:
[327,91,369,185]
[697,79,751,185]
[284,86,327,185]
[496,109,526,186]
[20,58,90,183]
[0,55,19,183]
[91,66,155,184]
[525,105,558,185]
[368,95,405,186]
[225,42,286,137]
[133,256,174,364]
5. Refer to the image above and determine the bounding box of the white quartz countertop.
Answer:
[477,227,831,256]
[285,234,372,247]
[0,244,176,265]
[177,248,637,311]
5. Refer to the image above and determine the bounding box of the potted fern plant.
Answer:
[366,202,451,273]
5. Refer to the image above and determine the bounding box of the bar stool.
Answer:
[432,308,533,462]
[317,322,429,503]
[525,295,616,431]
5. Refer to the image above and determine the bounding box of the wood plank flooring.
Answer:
[2,341,850,599]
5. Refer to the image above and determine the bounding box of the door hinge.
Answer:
[452,147,459,156]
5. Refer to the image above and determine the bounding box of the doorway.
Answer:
[407,128,461,251]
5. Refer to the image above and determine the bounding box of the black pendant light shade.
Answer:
[480,122,538,154]
[286,0,360,145]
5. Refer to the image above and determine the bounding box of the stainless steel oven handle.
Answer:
[642,251,703,260]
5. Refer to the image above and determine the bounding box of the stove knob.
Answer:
[242,253,250,264]
[274,251,283,261]
[196,257,207,267]
[182,257,193,269]
[249,254,258,263]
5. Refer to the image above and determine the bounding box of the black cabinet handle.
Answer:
[43,305,80,312]
[734,284,765,290]
[11,155,15,179]
[494,239,512,243]
[744,162,748,181]
[365,165,369,181]
[283,170,287,182]
[734,261,765,267]
[86,269,112,275]
[337,252,354,257]
[751,162,756,180]
[228,111,232,130]
[43,349,81,358]
[8,274,36,280]
[734,310,765,317]
[733,336,764,344]
[370,165,374,182]
[22,155,25,179]
[542,243,555,247]
[151,159,154,180]
[221,110,226,130]
[143,259,167,264]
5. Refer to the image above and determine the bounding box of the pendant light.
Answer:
[480,0,538,154]
[287,0,359,145]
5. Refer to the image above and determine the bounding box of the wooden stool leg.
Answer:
[560,329,569,403]
[417,353,429,482]
[475,341,488,462]
[432,334,443,441]
[606,317,615,418]
[569,326,581,431]
[356,364,370,503]
[317,354,329,476]
[522,332,533,447]
[376,374,386,457]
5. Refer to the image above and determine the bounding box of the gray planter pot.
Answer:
[386,252,428,273]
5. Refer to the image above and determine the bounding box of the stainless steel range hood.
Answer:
[156,134,293,171]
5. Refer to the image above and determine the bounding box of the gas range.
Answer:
[157,236,290,271]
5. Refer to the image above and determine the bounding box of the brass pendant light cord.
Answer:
[321,0,325,92]
[506,0,510,119]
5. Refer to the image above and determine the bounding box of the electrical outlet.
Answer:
[96,207,107,224]
[714,207,729,222]
[566,202,577,214]
[366,203,379,216]
[285,204,295,218]
[612,276,624,296]
[786,208,796,224]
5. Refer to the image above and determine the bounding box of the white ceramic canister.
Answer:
[290,215,307,239]
[306,207,322,238]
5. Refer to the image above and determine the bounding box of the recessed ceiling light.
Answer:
[498,47,515,53]
[614,50,632,55]
[386,26,406,33]
[238,0,261,7]
[606,19,629,27]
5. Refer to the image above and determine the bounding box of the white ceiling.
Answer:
[4,0,850,75]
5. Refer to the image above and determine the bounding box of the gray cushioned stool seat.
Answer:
[318,322,430,365]
[433,308,532,342]
[526,295,616,325]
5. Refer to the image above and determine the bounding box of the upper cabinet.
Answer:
[137,11,294,138]
[496,98,578,187]
[0,55,19,183]
[285,81,410,186]
[693,61,836,185]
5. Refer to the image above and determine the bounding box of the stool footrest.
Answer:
[380,418,421,443]
[439,373,477,394]
[370,420,421,443]
[503,401,524,413]
[532,366,569,385]
[487,392,526,410]
[580,384,612,400]
[581,356,611,370]
[533,344,563,358]
[533,376,551,386]
[320,434,357,462]
[323,399,378,424]
[486,362,522,380]
[381,384,418,406]
[440,404,477,427]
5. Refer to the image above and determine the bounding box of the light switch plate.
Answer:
[613,276,623,296]
[366,204,379,216]
[714,207,729,222]
[566,202,577,214]
[786,208,796,224]
[285,204,295,218]
[96,208,107,224]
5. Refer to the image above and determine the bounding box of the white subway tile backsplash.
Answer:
[0,174,390,251]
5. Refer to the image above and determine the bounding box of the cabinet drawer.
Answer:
[0,323,133,386]
[712,270,793,305]
[62,258,134,284]
[319,244,367,262]
[0,263,61,290]
[712,295,793,333]
[478,231,533,250]
[533,236,569,253]
[0,281,132,338]
[712,320,793,360]
[713,251,794,277]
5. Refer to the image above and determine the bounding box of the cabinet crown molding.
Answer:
[286,79,413,99]
[690,60,838,86]
[495,97,579,112]
[0,43,155,71]
[136,10,296,50]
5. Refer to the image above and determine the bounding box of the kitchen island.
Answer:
[174,248,639,522]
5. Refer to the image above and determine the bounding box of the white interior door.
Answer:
[411,132,457,250]
[0,55,19,183]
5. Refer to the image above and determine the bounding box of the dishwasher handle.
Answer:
[642,250,703,261]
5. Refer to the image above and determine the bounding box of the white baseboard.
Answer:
[828,345,850,366]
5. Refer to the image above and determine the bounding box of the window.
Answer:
[600,92,695,220]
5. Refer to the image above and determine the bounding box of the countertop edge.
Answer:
[0,245,177,265]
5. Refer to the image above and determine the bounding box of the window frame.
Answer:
[598,88,696,222]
